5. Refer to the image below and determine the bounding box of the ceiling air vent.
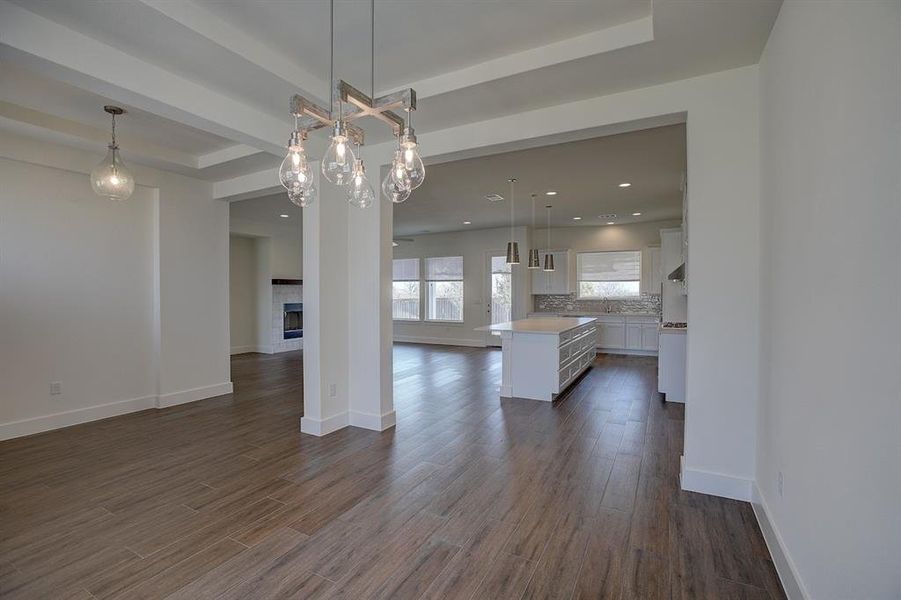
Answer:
[485,193,504,202]
[597,213,617,220]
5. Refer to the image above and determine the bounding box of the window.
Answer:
[577,251,641,298]
[426,256,464,322]
[392,258,420,320]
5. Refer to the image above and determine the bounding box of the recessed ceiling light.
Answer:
[545,191,557,196]
[463,220,471,225]
[392,241,399,247]
[618,182,631,188]
[632,212,642,216]
[606,221,615,225]
[279,214,290,218]
[572,216,582,221]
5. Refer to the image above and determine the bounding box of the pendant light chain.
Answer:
[110,111,117,147]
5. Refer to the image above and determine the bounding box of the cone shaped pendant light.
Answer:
[505,178,520,264]
[528,193,540,268]
[543,205,555,271]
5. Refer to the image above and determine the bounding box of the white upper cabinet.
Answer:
[660,228,683,278]
[531,250,574,295]
[640,246,662,295]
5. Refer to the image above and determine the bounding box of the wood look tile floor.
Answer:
[0,345,786,599]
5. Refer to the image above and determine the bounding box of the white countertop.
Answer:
[528,311,659,318]
[477,316,597,335]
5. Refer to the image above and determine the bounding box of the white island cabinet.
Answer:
[477,317,597,401]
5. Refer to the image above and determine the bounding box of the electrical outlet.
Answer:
[50,381,62,396]
[329,383,336,398]
[777,471,784,498]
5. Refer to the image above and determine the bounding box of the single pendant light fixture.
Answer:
[528,193,540,268]
[543,205,555,271]
[506,178,520,264]
[91,105,135,201]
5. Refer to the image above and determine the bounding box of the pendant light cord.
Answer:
[546,206,551,248]
[509,179,515,244]
[371,0,375,100]
[329,0,334,116]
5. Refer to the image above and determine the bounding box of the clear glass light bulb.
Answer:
[321,121,356,185]
[278,140,313,192]
[91,144,135,201]
[287,181,316,208]
[382,163,411,204]
[347,159,375,208]
[400,142,425,190]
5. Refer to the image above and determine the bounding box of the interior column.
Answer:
[301,165,350,435]
[347,154,396,430]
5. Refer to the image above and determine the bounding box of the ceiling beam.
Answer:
[0,0,287,156]
[386,16,654,99]
[213,167,282,202]
[0,101,202,174]
[196,145,263,170]
[135,0,329,106]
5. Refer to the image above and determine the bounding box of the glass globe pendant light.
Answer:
[347,156,375,208]
[321,115,356,185]
[543,205,555,271]
[278,122,314,194]
[91,105,135,201]
[528,194,541,268]
[382,148,412,203]
[506,178,520,265]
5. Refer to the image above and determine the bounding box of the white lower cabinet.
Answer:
[595,315,659,354]
[640,323,659,351]
[598,321,626,349]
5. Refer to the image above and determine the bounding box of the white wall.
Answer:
[533,220,680,254]
[229,235,257,353]
[392,226,531,347]
[0,158,157,425]
[229,216,302,279]
[0,132,232,438]
[758,3,901,599]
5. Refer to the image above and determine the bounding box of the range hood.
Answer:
[667,263,685,282]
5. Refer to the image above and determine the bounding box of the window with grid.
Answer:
[392,258,421,320]
[425,256,464,322]
[577,251,641,298]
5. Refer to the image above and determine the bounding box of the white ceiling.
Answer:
[230,193,303,228]
[0,0,779,183]
[395,123,685,235]
[232,123,685,236]
[0,61,233,156]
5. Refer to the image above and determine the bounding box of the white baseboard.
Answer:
[348,410,396,431]
[1,381,236,441]
[680,456,754,501]
[598,348,659,356]
[751,483,809,600]
[156,382,233,409]
[0,394,157,441]
[394,335,486,348]
[230,345,270,355]
[300,412,349,436]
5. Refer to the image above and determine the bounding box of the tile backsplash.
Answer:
[534,293,661,315]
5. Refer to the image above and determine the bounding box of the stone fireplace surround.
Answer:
[272,283,303,353]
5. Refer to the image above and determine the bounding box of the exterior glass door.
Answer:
[487,254,512,347]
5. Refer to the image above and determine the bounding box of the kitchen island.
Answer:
[476,317,597,401]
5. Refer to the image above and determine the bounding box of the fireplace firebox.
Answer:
[283,303,303,339]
